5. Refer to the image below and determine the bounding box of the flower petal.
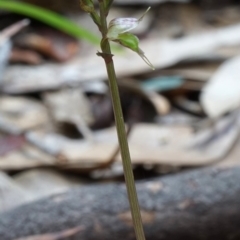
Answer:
[107,18,138,40]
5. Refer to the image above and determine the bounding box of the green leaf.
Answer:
[0,0,100,44]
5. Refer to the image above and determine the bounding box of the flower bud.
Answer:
[117,32,139,52]
[80,0,101,28]
[104,0,114,15]
[80,0,95,13]
[116,33,155,70]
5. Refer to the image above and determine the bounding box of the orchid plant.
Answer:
[107,7,154,69]
[80,1,154,240]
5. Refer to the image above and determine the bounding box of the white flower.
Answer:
[107,7,150,40]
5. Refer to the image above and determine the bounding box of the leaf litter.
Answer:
[0,1,240,222]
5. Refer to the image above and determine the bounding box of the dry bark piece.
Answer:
[0,164,239,240]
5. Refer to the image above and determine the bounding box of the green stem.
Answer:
[98,1,146,240]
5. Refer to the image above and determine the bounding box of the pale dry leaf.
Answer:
[200,56,240,118]
[0,143,55,171]
[0,19,30,83]
[26,127,119,168]
[0,96,49,134]
[14,169,82,202]
[44,88,94,140]
[3,23,240,93]
[116,115,240,166]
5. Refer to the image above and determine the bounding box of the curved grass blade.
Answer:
[0,0,99,44]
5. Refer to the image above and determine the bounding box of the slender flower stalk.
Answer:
[98,2,146,240]
[80,1,154,239]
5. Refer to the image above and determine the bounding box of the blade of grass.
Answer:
[0,0,99,44]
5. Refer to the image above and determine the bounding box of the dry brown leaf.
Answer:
[15,31,79,62]
[10,48,42,65]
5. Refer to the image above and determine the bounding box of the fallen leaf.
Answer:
[3,23,240,93]
[43,88,93,141]
[15,29,79,62]
[0,96,49,134]
[26,127,119,169]
[0,143,55,171]
[10,47,42,65]
[0,19,29,82]
[200,56,240,118]
[116,112,240,166]
[0,135,25,156]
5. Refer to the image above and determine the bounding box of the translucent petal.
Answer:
[107,18,138,40]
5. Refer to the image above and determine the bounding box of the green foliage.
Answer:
[0,0,99,44]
